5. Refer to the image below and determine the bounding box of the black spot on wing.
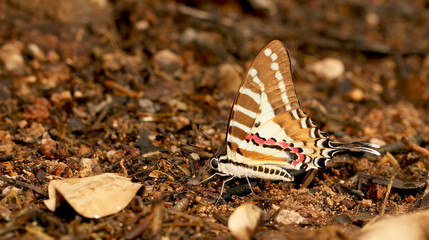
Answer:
[255,133,266,141]
[316,158,327,168]
[263,144,283,150]
[320,131,329,138]
[274,108,284,116]
[305,117,312,128]
[288,153,299,161]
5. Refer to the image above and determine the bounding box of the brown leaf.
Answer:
[44,173,143,218]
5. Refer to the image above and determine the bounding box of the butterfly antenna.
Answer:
[196,124,215,155]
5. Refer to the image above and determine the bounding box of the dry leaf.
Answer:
[44,173,143,218]
[149,170,174,181]
[353,210,429,240]
[228,203,264,240]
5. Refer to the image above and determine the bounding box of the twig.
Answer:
[300,169,318,189]
[0,154,14,162]
[404,139,429,158]
[165,208,227,230]
[380,176,395,217]
[0,175,48,197]
[364,176,395,228]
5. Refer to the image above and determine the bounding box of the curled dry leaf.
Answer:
[44,173,143,219]
[353,210,429,240]
[149,170,174,181]
[228,203,264,240]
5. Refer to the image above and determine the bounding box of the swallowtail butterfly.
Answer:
[209,40,380,194]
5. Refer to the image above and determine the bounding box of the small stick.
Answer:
[0,175,48,197]
[300,169,318,189]
[380,176,395,217]
[404,139,429,158]
[363,176,394,228]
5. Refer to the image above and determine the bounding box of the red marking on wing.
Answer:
[247,134,301,153]
[292,154,305,167]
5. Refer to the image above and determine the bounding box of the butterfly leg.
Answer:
[215,176,234,204]
[246,177,254,194]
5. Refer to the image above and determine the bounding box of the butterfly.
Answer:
[208,40,380,196]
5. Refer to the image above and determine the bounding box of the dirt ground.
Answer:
[1,0,429,239]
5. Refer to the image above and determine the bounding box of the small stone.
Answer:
[218,63,242,94]
[0,41,25,74]
[80,158,101,177]
[246,0,277,16]
[228,203,264,240]
[106,150,123,162]
[74,90,84,99]
[173,116,191,129]
[350,88,365,102]
[138,98,157,114]
[38,139,58,160]
[370,138,386,147]
[334,214,353,223]
[51,91,72,106]
[23,97,51,121]
[189,153,200,162]
[67,116,85,133]
[310,58,345,80]
[168,99,188,111]
[135,20,149,31]
[46,50,60,62]
[366,12,379,28]
[27,43,46,61]
[186,178,200,186]
[274,209,309,225]
[18,120,28,129]
[180,28,198,44]
[153,49,184,76]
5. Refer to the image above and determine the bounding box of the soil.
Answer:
[1,0,429,239]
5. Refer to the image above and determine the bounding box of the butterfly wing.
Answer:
[224,40,379,175]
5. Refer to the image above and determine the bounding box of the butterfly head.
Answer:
[209,157,219,170]
[209,154,229,170]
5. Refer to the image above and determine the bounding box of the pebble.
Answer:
[138,98,157,114]
[189,153,200,162]
[350,88,365,102]
[38,139,57,160]
[0,41,25,74]
[370,138,386,147]
[50,91,72,106]
[27,43,46,61]
[310,58,345,80]
[273,209,309,225]
[218,63,242,94]
[153,49,184,76]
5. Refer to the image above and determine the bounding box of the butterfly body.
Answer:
[209,40,380,184]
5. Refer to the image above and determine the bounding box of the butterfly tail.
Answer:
[329,141,381,156]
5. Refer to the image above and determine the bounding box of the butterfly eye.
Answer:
[210,158,219,169]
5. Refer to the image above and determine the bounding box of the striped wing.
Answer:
[226,40,300,160]
[224,40,378,173]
